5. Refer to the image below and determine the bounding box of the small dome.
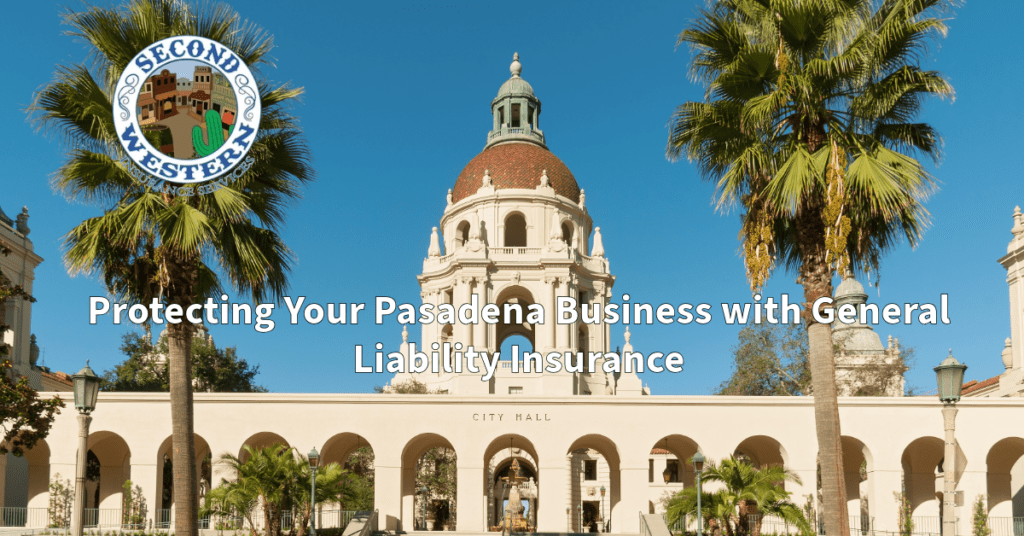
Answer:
[452,143,579,204]
[836,329,885,354]
[835,276,867,301]
[496,77,534,99]
[832,274,884,353]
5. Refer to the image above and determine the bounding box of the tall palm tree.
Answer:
[29,2,313,536]
[667,1,952,534]
[665,457,808,536]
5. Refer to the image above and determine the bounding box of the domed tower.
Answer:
[832,275,904,397]
[396,54,636,396]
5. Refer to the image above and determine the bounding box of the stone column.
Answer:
[555,278,569,351]
[455,277,473,348]
[592,282,607,354]
[956,468,988,536]
[473,277,488,354]
[71,414,91,536]
[421,289,439,352]
[130,462,159,527]
[456,455,485,531]
[537,456,568,532]
[542,277,557,352]
[614,461,649,534]
[374,456,404,531]
[942,404,957,536]
[870,467,903,533]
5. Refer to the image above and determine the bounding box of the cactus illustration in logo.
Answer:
[192,110,233,157]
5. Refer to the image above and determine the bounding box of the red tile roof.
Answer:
[962,375,999,395]
[42,371,72,386]
[453,142,579,203]
[650,448,670,455]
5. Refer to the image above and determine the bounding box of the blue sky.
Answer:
[3,1,1021,395]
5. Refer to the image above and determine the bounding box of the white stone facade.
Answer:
[3,57,1024,536]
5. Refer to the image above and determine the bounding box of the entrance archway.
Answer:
[401,434,457,531]
[649,435,701,492]
[321,433,375,513]
[567,435,619,533]
[484,435,540,530]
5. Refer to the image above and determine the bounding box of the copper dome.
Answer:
[452,143,579,204]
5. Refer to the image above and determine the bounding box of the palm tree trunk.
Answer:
[796,207,849,536]
[168,320,198,536]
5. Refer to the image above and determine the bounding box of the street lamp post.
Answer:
[693,452,705,536]
[599,485,606,533]
[420,486,429,531]
[935,350,967,536]
[71,361,100,536]
[308,448,319,536]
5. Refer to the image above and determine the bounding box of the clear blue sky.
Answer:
[3,1,1021,394]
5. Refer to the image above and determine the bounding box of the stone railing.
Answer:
[491,247,542,255]
[487,125,545,144]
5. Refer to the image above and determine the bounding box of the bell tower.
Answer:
[391,54,641,396]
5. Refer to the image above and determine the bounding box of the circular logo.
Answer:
[113,36,261,185]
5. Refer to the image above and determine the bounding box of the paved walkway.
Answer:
[158,111,200,159]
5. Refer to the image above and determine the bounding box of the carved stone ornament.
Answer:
[511,271,521,285]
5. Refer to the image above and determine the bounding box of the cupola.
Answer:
[487,53,545,149]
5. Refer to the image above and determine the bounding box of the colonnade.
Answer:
[2,393,1023,535]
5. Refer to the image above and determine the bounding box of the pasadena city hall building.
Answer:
[3,54,1024,536]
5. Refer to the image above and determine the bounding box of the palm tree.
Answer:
[29,2,313,536]
[206,445,356,536]
[665,457,809,536]
[215,444,298,536]
[289,454,356,536]
[667,1,953,534]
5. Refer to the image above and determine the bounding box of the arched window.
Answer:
[455,221,471,249]
[561,221,574,247]
[504,213,527,247]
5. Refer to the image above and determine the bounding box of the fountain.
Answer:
[495,458,534,534]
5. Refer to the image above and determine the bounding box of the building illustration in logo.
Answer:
[134,63,236,160]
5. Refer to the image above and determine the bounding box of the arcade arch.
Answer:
[155,434,211,512]
[649,435,701,488]
[734,435,788,469]
[4,439,52,511]
[494,286,536,351]
[840,436,874,529]
[320,433,375,509]
[567,434,620,533]
[986,437,1024,518]
[504,213,528,248]
[484,435,540,530]
[901,436,944,516]
[86,431,131,510]
[401,433,457,531]
[237,432,289,463]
